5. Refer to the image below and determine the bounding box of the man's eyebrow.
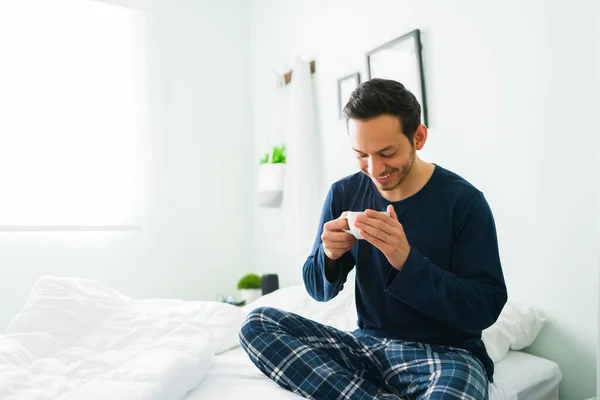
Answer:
[352,145,396,154]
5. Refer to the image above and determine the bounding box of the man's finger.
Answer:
[361,229,387,252]
[324,235,355,246]
[364,209,397,223]
[355,216,395,236]
[387,204,398,221]
[323,231,354,242]
[324,218,350,231]
[355,222,389,243]
[325,242,353,251]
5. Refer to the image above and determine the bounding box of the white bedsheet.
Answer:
[0,276,246,400]
[490,351,561,400]
[184,347,561,400]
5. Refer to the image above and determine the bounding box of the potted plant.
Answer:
[257,144,286,207]
[237,273,262,303]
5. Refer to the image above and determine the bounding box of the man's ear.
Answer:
[413,124,428,151]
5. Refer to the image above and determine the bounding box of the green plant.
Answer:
[271,145,286,164]
[237,273,261,290]
[259,145,286,165]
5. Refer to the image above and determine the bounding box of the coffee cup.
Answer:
[341,210,390,240]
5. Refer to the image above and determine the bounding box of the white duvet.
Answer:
[0,276,246,400]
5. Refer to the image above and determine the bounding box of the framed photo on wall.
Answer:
[337,72,361,119]
[366,29,428,126]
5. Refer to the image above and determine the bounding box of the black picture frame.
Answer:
[366,29,428,126]
[337,72,361,119]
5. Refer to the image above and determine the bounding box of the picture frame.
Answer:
[366,29,428,126]
[337,72,361,119]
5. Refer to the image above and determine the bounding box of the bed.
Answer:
[183,282,562,400]
[0,276,562,400]
[184,347,561,400]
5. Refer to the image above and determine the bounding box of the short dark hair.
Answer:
[343,78,421,143]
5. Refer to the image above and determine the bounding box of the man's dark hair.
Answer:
[343,78,421,143]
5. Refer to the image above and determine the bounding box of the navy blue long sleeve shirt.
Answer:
[302,164,507,381]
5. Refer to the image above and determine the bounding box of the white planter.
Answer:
[239,289,262,304]
[257,163,286,207]
[258,163,285,191]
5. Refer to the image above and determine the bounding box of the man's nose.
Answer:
[368,157,386,177]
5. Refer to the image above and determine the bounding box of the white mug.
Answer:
[341,211,390,240]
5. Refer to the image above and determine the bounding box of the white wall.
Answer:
[0,0,254,330]
[249,1,600,398]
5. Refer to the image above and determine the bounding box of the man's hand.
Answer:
[322,212,356,261]
[354,205,411,270]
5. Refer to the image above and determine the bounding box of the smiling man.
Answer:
[239,79,508,399]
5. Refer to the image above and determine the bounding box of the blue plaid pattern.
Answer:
[239,307,488,400]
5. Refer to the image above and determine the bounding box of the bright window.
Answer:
[0,0,147,230]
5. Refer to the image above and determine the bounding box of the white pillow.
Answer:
[244,284,545,363]
[482,301,545,362]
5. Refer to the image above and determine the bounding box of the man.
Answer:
[239,79,508,399]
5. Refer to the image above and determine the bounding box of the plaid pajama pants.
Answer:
[239,307,489,400]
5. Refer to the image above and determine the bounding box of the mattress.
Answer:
[184,347,562,400]
[490,351,562,400]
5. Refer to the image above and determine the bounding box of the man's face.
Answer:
[348,115,416,192]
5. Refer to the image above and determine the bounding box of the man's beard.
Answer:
[377,148,416,191]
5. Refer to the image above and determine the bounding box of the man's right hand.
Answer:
[322,212,356,261]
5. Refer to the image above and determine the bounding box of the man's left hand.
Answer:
[354,204,411,271]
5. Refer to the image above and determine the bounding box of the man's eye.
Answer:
[357,154,368,158]
[381,153,395,158]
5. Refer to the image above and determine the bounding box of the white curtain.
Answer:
[282,58,323,254]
